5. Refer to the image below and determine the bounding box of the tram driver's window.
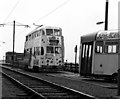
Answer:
[47,46,54,53]
[105,45,117,53]
[105,41,118,53]
[46,29,53,35]
[95,41,103,53]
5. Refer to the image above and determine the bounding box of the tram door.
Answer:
[80,42,93,76]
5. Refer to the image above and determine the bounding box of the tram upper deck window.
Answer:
[46,29,53,35]
[95,41,103,53]
[41,47,44,55]
[47,46,54,53]
[54,29,61,36]
[26,36,28,41]
[41,29,45,35]
[105,41,118,53]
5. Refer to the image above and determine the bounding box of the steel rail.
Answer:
[1,71,46,99]
[1,66,98,99]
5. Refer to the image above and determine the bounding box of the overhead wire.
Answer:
[1,0,71,48]
[3,0,21,22]
[34,0,71,23]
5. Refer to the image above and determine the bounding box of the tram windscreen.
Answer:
[47,46,54,53]
[46,29,53,35]
[54,29,61,36]
[95,41,103,53]
[105,41,118,53]
[55,47,61,54]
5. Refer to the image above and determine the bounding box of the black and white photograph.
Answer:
[0,0,119,98]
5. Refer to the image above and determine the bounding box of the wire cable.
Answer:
[34,0,71,23]
[3,0,21,22]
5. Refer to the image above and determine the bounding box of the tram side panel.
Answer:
[80,41,118,77]
[93,54,118,76]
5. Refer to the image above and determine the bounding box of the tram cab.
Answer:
[79,30,119,79]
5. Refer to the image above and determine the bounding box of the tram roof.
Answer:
[26,25,62,36]
[81,32,98,43]
[81,30,120,43]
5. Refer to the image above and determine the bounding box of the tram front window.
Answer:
[46,29,53,35]
[95,41,103,53]
[105,41,118,53]
[47,46,54,53]
[54,29,61,36]
[55,47,61,54]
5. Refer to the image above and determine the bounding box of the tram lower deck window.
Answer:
[47,46,54,53]
[55,47,61,54]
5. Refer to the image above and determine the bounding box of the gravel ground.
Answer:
[1,72,27,98]
[1,65,120,99]
[14,69,118,99]
[29,73,117,99]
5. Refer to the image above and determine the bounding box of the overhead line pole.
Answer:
[0,20,30,67]
[13,20,15,67]
[96,0,109,31]
[74,45,77,72]
[118,2,120,96]
[104,0,109,30]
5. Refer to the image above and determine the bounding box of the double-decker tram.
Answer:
[79,30,119,79]
[24,25,64,71]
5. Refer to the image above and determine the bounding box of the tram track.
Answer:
[1,71,45,99]
[1,66,97,99]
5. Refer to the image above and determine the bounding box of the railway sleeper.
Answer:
[35,89,64,93]
[16,93,30,98]
[46,95,81,99]
[41,92,69,96]
[30,85,51,88]
[28,83,53,87]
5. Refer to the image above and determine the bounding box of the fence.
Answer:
[63,62,79,73]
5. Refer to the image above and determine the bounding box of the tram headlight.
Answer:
[59,60,61,63]
[46,60,49,63]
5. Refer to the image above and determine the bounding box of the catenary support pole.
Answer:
[105,0,109,30]
[118,2,120,96]
[74,45,77,72]
[13,20,15,67]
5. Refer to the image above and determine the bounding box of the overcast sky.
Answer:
[0,0,119,62]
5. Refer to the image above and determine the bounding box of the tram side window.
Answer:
[95,41,103,53]
[26,36,28,41]
[41,47,44,55]
[105,41,118,53]
[41,29,45,35]
[34,47,40,56]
